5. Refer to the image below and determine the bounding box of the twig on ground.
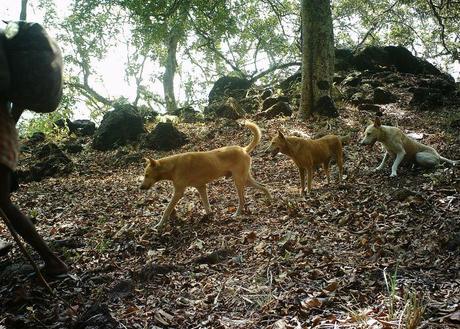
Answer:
[0,207,55,296]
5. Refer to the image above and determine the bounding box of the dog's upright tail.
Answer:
[243,121,262,153]
[439,156,459,166]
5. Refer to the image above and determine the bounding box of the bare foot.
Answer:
[43,256,68,277]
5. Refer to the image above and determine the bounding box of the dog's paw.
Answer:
[389,173,398,177]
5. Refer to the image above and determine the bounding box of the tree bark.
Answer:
[20,0,28,20]
[299,0,335,119]
[163,29,180,114]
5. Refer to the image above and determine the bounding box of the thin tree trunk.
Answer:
[20,0,28,20]
[300,0,335,119]
[163,30,180,114]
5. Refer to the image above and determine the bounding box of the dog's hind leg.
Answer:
[336,152,344,183]
[247,175,272,200]
[233,177,246,217]
[306,168,313,193]
[155,187,184,230]
[416,152,440,168]
[196,185,211,215]
[439,155,459,166]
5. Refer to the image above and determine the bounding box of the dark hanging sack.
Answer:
[0,21,63,113]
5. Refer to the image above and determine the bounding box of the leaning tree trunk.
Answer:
[299,0,336,119]
[163,30,180,114]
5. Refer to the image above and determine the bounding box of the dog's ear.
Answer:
[374,117,381,128]
[144,157,157,167]
[278,130,286,140]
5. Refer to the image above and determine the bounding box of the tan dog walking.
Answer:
[141,121,271,230]
[269,131,347,195]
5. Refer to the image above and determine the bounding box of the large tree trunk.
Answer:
[299,0,336,119]
[20,0,28,20]
[163,30,180,114]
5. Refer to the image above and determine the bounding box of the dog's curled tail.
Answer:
[440,156,459,166]
[243,121,262,153]
[339,134,351,146]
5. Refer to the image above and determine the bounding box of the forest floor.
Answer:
[1,105,460,329]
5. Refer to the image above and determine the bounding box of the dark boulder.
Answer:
[350,91,372,105]
[174,106,200,123]
[55,118,96,136]
[208,76,252,104]
[69,119,96,136]
[315,96,339,117]
[333,74,347,84]
[63,142,83,154]
[261,89,273,100]
[54,118,71,129]
[357,104,383,113]
[92,104,145,151]
[239,96,259,114]
[418,76,456,93]
[204,97,245,119]
[353,46,442,75]
[335,48,354,71]
[341,73,362,87]
[373,87,396,104]
[137,105,159,121]
[255,101,292,119]
[262,96,290,111]
[278,71,301,92]
[409,87,444,110]
[17,143,73,182]
[27,131,46,144]
[141,122,188,151]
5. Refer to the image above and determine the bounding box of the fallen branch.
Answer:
[0,207,54,296]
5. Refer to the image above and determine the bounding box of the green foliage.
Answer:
[17,107,72,140]
[25,0,459,125]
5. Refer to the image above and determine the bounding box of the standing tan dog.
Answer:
[361,117,459,176]
[269,131,346,195]
[140,121,272,229]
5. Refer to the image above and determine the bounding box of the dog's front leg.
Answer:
[196,185,211,215]
[155,188,184,230]
[390,151,406,177]
[375,151,389,171]
[298,167,306,196]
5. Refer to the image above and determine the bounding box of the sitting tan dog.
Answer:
[269,131,347,195]
[141,121,272,229]
[361,117,459,177]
